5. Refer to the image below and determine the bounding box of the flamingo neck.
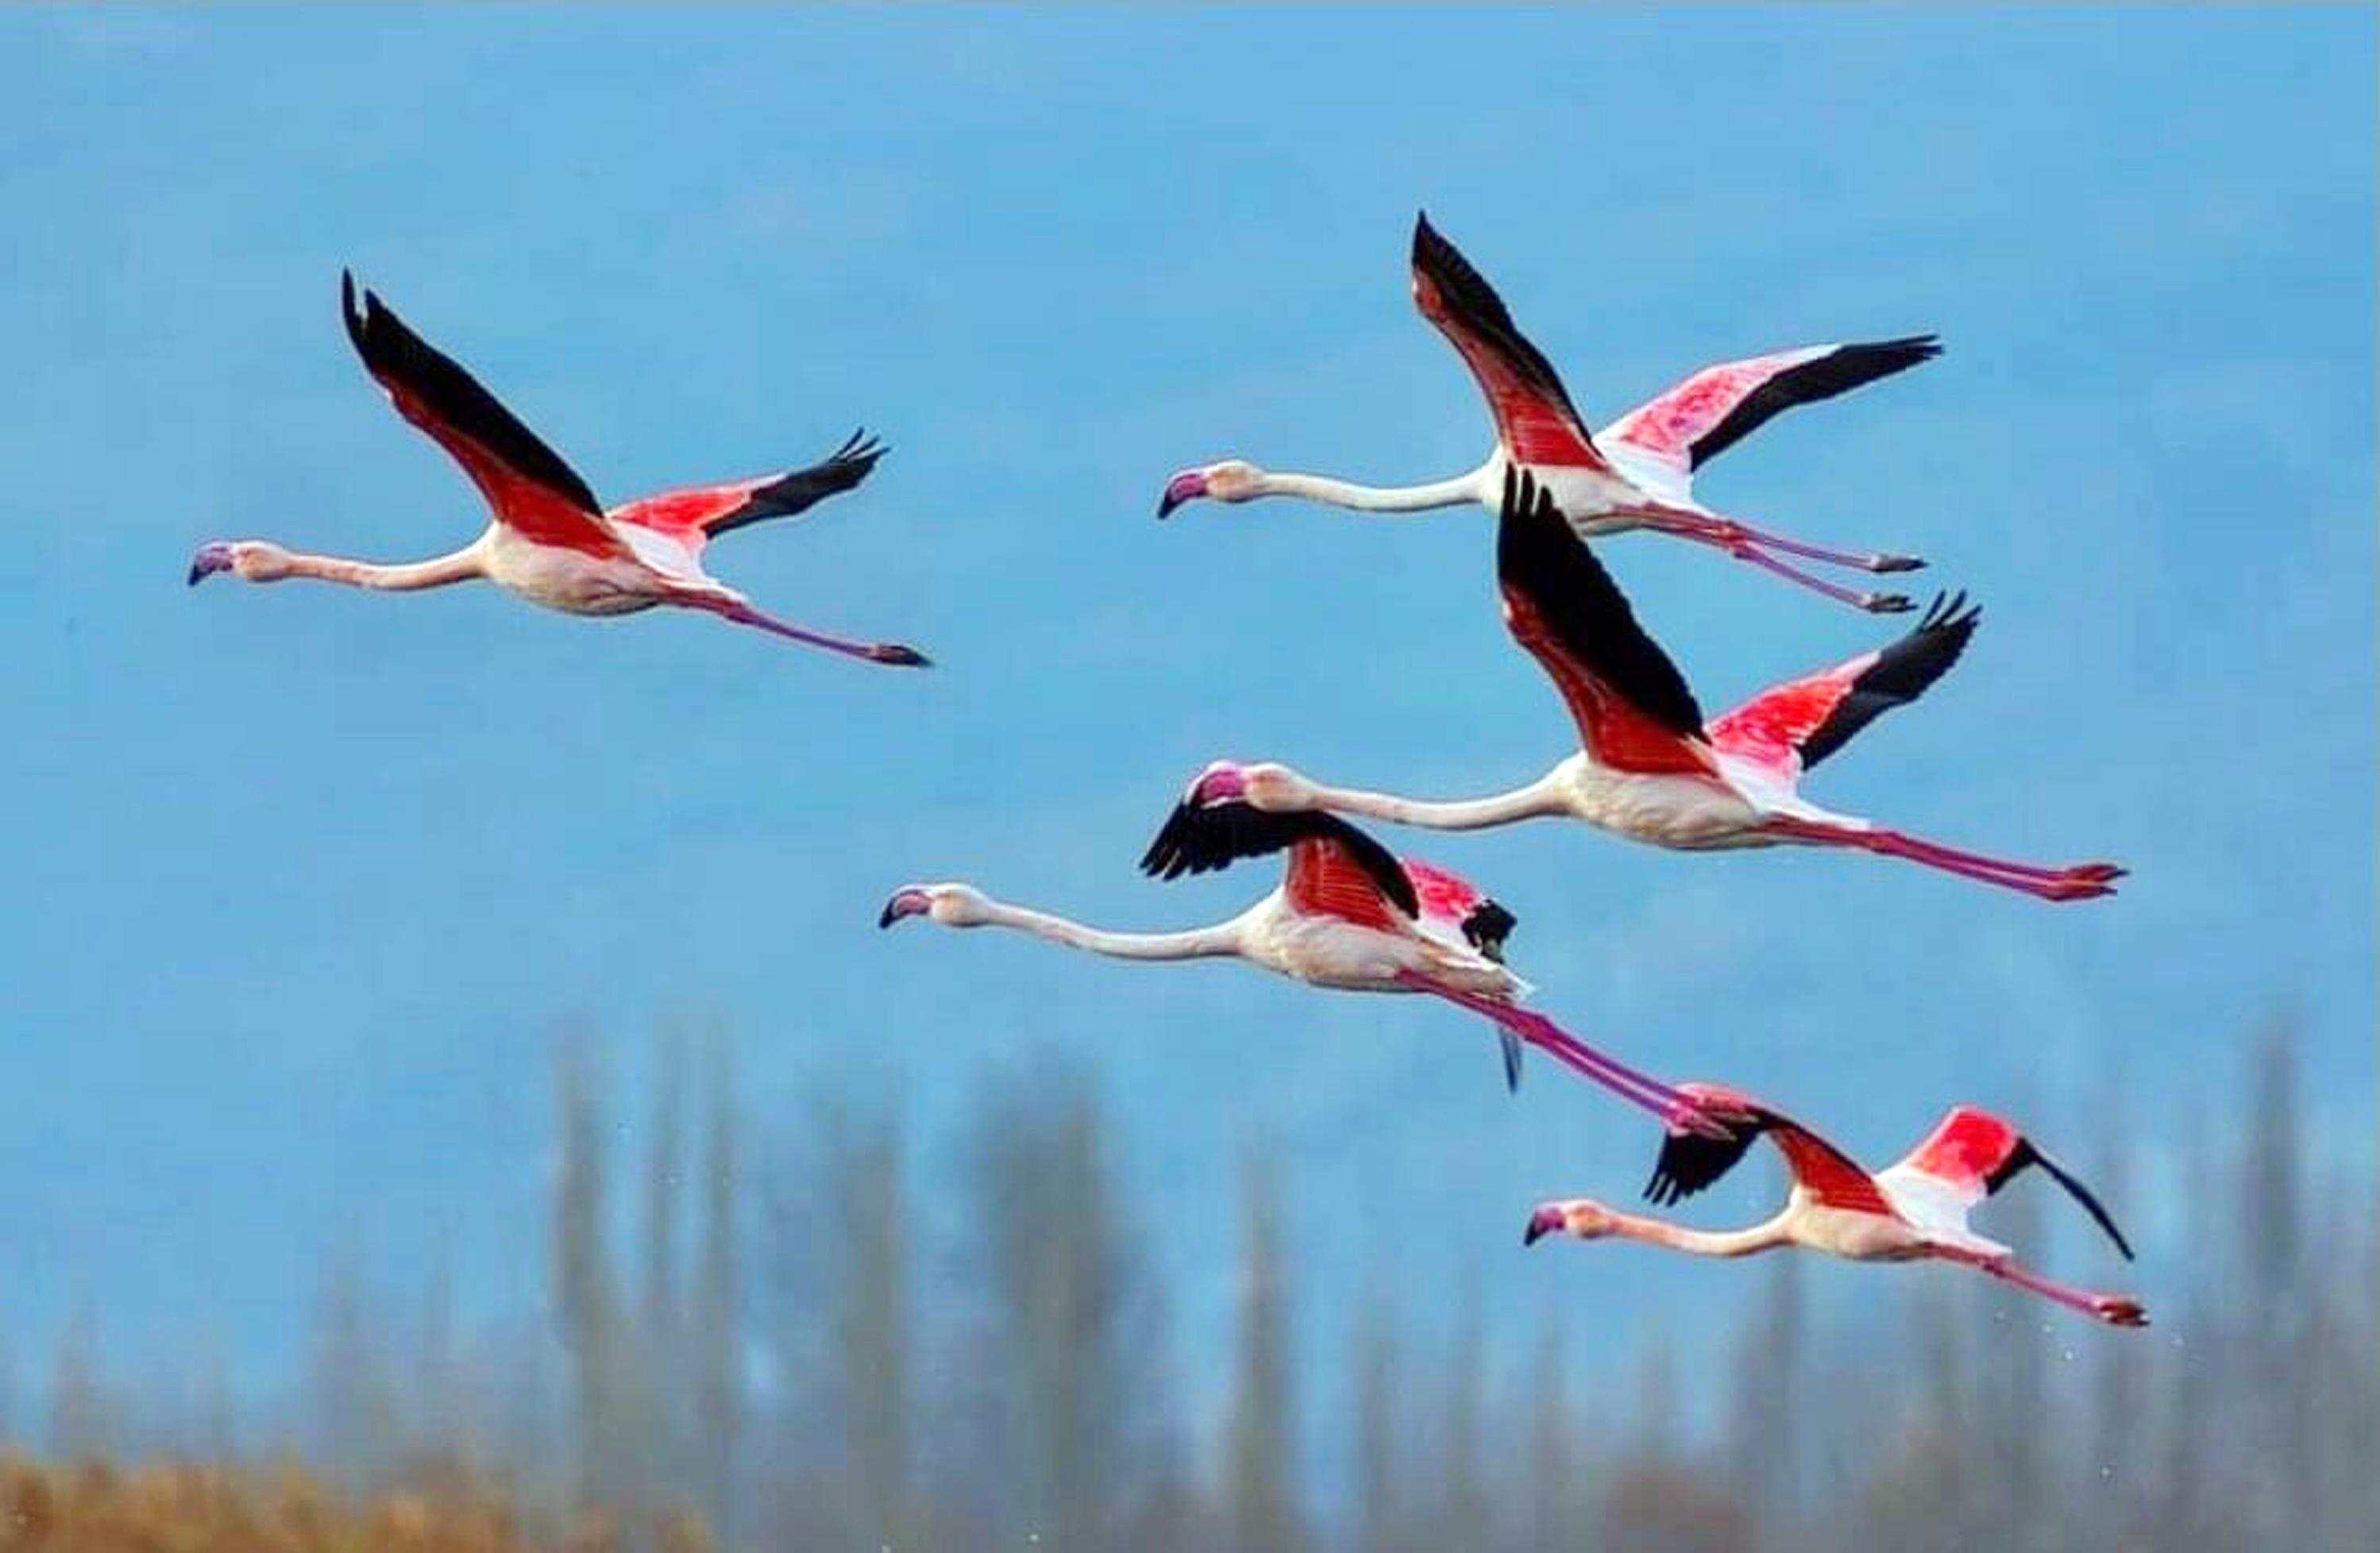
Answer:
[1253,464,1487,514]
[1612,1209,1793,1259]
[280,545,484,592]
[1299,770,1567,832]
[976,900,1244,962]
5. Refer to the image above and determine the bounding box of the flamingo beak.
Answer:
[878,888,932,929]
[1155,471,1208,520]
[187,541,235,586]
[1522,1205,1564,1247]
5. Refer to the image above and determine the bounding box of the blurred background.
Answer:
[1,9,2371,1550]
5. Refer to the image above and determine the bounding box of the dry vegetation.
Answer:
[4,1022,2372,1552]
[0,1454,709,1553]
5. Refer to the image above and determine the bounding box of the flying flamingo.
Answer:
[1203,470,2123,904]
[1525,1089,2148,1328]
[878,765,1730,1135]
[1159,211,1936,614]
[187,273,930,667]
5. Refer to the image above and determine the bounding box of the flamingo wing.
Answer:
[1889,1107,2135,1260]
[1707,592,1979,773]
[608,430,886,548]
[1410,213,1609,472]
[341,273,629,561]
[1399,857,1518,963]
[1496,469,1716,776]
[1644,1084,1893,1216]
[1140,796,1418,929]
[1606,336,1942,480]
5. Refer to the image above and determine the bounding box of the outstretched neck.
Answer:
[1614,1209,1793,1259]
[978,900,1244,961]
[1299,770,1567,832]
[1254,463,1488,514]
[280,544,484,592]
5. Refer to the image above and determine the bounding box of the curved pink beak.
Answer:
[187,541,235,586]
[878,888,932,928]
[1156,470,1208,519]
[1522,1205,1564,1247]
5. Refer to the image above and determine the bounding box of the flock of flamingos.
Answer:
[190,213,2147,1329]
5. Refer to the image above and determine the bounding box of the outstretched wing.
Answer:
[1399,856,1518,963]
[1140,796,1420,927]
[1606,337,1942,479]
[608,430,887,546]
[1645,1083,1893,1216]
[1410,213,1608,472]
[1497,468,1715,775]
[1707,592,1979,773]
[341,272,628,560]
[1891,1107,2135,1260]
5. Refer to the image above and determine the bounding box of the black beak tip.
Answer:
[1155,494,1181,521]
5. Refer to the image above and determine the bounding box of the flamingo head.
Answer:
[1523,1200,1617,1247]
[187,539,289,585]
[1186,759,1310,813]
[878,882,993,930]
[1156,460,1263,518]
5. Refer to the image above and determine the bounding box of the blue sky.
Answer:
[2,7,2371,1445]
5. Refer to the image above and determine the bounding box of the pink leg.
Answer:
[1954,1251,2149,1328]
[698,598,931,667]
[1629,507,1921,614]
[1398,975,1733,1139]
[1766,819,2124,903]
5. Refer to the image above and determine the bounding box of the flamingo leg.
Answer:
[1956,1252,2149,1328]
[1396,974,1733,1139]
[1764,818,2123,902]
[695,597,931,667]
[1625,507,1919,614]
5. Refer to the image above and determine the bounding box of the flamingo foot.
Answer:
[1873,553,1927,574]
[2095,1296,2150,1328]
[1861,591,1918,615]
[869,642,934,668]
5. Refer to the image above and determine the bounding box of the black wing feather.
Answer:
[1798,591,1979,769]
[1499,468,1706,738]
[1412,212,1592,444]
[708,430,887,538]
[1688,335,1942,469]
[1986,1139,2136,1262]
[1643,1108,1775,1207]
[340,271,603,514]
[1139,800,1419,919]
[1460,899,1517,963]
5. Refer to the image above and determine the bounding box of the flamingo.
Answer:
[1205,470,2123,904]
[1525,1089,2148,1329]
[878,765,1730,1135]
[1159,211,1936,614]
[187,273,930,667]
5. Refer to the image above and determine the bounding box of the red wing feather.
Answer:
[1705,654,1873,772]
[1286,839,1405,931]
[1410,214,1607,471]
[342,274,628,561]
[1895,1106,2025,1207]
[1607,337,1942,475]
[608,431,885,547]
[1771,1124,1896,1216]
[1501,581,1718,776]
[1707,594,1978,774]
